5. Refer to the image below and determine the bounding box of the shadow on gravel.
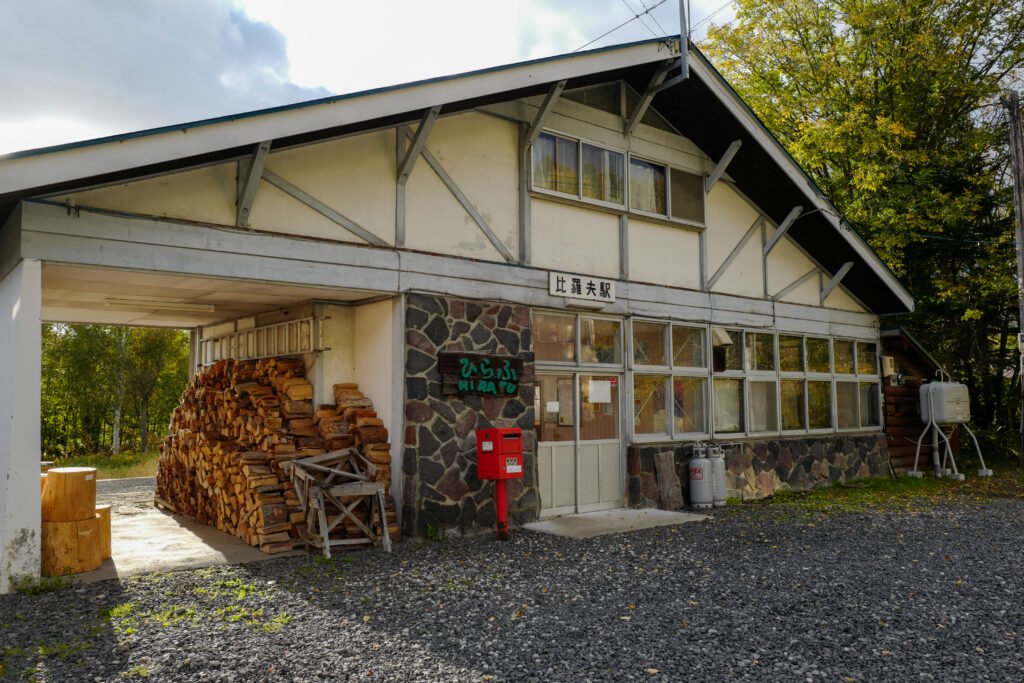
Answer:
[0,577,133,681]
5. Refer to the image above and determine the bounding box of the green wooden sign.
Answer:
[439,352,523,396]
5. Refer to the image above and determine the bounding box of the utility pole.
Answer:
[1003,91,1024,465]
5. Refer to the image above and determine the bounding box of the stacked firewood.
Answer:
[332,384,399,540]
[156,357,399,553]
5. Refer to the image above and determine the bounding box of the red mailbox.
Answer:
[476,428,524,480]
[476,428,523,540]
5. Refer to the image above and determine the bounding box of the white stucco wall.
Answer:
[256,130,395,245]
[765,227,817,304]
[353,298,401,502]
[0,259,42,594]
[61,163,237,227]
[628,218,700,289]
[307,304,356,406]
[530,199,620,279]
[405,112,519,261]
[705,183,763,298]
[824,285,866,312]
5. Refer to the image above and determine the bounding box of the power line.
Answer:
[620,0,661,39]
[635,0,671,36]
[574,0,671,53]
[691,0,734,31]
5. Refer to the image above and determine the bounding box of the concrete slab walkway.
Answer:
[75,477,302,584]
[523,507,708,539]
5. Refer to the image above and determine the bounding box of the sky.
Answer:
[0,0,734,156]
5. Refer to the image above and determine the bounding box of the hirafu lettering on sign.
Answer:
[549,271,615,303]
[439,352,525,397]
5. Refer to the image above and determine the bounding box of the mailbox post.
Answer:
[475,428,523,540]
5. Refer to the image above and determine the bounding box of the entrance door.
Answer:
[536,373,621,517]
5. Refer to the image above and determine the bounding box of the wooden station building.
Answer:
[0,38,913,592]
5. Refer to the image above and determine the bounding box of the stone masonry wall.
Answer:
[402,294,537,538]
[627,434,889,508]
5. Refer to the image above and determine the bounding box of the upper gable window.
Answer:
[629,156,705,225]
[533,132,579,195]
[563,83,622,116]
[532,132,705,226]
[534,132,625,206]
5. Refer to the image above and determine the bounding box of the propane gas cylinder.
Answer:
[688,456,713,509]
[710,449,727,508]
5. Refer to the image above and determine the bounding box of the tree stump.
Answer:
[40,516,103,575]
[41,467,97,523]
[655,451,684,511]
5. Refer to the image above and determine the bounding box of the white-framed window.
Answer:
[532,309,623,368]
[532,132,625,207]
[628,155,704,225]
[531,130,705,226]
[630,324,881,441]
[632,322,708,438]
[710,327,745,435]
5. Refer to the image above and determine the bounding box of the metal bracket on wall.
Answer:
[762,206,803,257]
[820,262,854,304]
[523,80,567,153]
[705,140,742,194]
[624,60,675,138]
[236,140,271,228]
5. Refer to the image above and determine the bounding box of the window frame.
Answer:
[620,318,884,443]
[627,153,707,228]
[531,130,627,211]
[631,320,710,441]
[529,129,706,228]
[533,309,625,372]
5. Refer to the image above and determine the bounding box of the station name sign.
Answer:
[439,352,524,397]
[549,271,615,303]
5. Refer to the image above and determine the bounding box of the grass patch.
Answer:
[52,449,160,480]
[739,468,1024,515]
[11,573,71,597]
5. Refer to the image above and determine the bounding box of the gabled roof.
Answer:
[0,37,913,314]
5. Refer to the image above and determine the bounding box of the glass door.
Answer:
[536,374,577,517]
[535,373,622,517]
[577,374,621,513]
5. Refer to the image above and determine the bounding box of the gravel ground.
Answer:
[3,498,1023,682]
[95,477,156,498]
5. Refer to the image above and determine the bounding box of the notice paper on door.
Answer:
[588,380,612,403]
[545,401,560,413]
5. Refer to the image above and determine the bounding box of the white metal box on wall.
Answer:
[919,382,970,425]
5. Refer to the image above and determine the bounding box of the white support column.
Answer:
[0,259,42,594]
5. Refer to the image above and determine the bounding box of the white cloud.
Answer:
[0,0,734,155]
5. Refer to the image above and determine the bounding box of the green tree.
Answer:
[125,328,189,452]
[40,324,189,457]
[703,0,1024,444]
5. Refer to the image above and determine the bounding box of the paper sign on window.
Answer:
[588,380,612,404]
